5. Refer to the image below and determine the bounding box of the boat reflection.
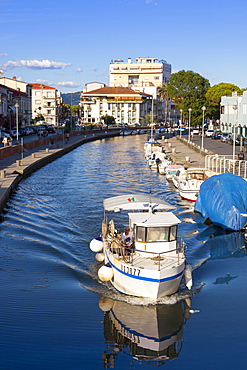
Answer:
[99,297,191,367]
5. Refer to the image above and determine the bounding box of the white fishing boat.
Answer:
[165,164,185,180]
[176,168,207,202]
[158,157,173,175]
[90,194,192,300]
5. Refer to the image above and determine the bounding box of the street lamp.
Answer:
[232,104,238,160]
[201,106,206,149]
[15,103,19,142]
[180,109,183,138]
[70,92,72,131]
[188,108,192,142]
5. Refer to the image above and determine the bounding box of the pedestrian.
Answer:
[2,136,8,147]
[238,151,245,160]
[66,132,70,141]
[49,137,54,148]
[8,136,13,146]
[190,132,194,141]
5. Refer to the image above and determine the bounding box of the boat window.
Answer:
[135,226,146,242]
[146,227,169,242]
[170,225,177,241]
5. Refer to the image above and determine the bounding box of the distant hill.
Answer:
[61,91,80,105]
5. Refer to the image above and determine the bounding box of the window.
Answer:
[136,226,146,242]
[170,226,177,241]
[221,106,225,114]
[136,226,175,242]
[154,76,159,80]
[47,110,51,114]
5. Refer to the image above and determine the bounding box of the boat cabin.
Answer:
[128,212,180,256]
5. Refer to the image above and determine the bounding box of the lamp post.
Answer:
[15,103,19,142]
[201,106,206,149]
[70,92,72,132]
[232,105,238,160]
[188,108,192,142]
[180,109,183,138]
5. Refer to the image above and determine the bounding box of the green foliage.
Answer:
[35,113,45,122]
[100,114,115,126]
[145,113,158,124]
[167,70,210,125]
[205,83,241,105]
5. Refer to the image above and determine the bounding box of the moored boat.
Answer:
[195,173,247,230]
[90,194,192,300]
[177,168,207,202]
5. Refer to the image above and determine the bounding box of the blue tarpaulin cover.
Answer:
[194,173,247,231]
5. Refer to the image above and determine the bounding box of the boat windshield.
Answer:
[135,225,177,242]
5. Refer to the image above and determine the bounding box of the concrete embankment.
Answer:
[0,130,120,213]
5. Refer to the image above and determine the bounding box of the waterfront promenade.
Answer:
[0,130,120,212]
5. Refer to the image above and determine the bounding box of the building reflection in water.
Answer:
[99,297,191,368]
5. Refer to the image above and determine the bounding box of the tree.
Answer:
[167,70,210,125]
[205,83,241,105]
[157,83,169,123]
[100,114,115,126]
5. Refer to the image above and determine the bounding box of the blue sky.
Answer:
[1,0,247,92]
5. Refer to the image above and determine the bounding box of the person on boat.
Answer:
[121,229,134,259]
[121,229,133,247]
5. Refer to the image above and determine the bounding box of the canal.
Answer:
[0,134,247,369]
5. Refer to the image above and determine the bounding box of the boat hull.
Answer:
[106,250,185,300]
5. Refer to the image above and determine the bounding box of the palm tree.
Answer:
[157,83,169,124]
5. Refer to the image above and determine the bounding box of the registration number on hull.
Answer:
[121,264,140,276]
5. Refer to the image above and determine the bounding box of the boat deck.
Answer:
[116,251,183,271]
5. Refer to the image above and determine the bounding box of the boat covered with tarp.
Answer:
[194,173,247,231]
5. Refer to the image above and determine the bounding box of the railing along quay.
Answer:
[205,155,247,179]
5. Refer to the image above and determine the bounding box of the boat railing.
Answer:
[108,236,185,271]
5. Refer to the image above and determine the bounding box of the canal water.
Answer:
[1,135,247,369]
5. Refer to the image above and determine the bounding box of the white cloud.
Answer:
[0,53,8,57]
[1,59,71,71]
[74,68,83,73]
[33,78,52,85]
[57,81,81,88]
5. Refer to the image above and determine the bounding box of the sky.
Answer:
[1,0,247,93]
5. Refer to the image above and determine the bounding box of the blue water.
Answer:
[1,135,247,369]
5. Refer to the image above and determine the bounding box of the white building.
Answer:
[109,57,171,99]
[220,91,247,137]
[0,76,32,126]
[80,84,152,125]
[31,83,62,125]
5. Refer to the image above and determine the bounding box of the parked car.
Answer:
[212,131,222,140]
[192,128,199,135]
[37,128,48,137]
[221,132,229,142]
[47,125,56,133]
[205,129,214,137]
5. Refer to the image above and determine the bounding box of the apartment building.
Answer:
[109,57,171,98]
[0,76,32,126]
[80,84,152,125]
[31,84,62,125]
[220,91,247,138]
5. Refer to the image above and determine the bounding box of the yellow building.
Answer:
[109,57,171,98]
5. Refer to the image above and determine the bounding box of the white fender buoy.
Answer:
[184,264,193,290]
[95,253,105,262]
[90,237,103,252]
[98,264,114,282]
[98,297,114,312]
